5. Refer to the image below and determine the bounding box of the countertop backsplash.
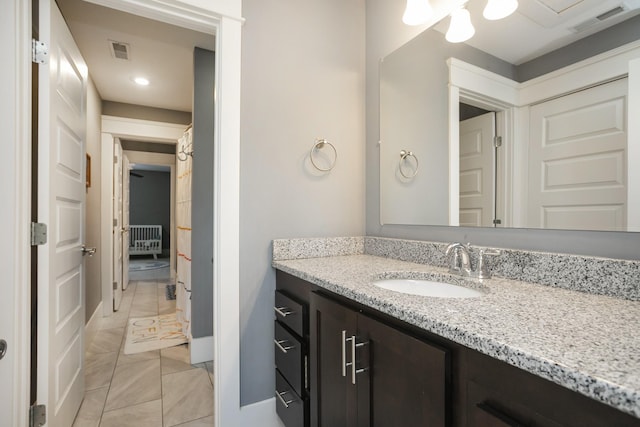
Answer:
[272,236,640,301]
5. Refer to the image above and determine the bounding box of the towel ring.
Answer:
[399,150,419,179]
[310,138,337,172]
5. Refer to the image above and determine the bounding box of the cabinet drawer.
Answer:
[275,290,306,337]
[275,321,306,396]
[276,369,307,427]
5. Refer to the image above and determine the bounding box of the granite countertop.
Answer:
[273,254,640,419]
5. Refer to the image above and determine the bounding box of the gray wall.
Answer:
[240,0,366,405]
[102,101,192,124]
[191,47,215,339]
[85,78,102,322]
[379,28,514,226]
[366,0,640,259]
[129,170,171,250]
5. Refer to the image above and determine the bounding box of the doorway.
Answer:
[3,0,247,425]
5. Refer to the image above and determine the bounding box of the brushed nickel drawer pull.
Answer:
[274,339,295,354]
[274,306,294,317]
[276,389,295,408]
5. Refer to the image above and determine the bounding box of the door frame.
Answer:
[101,116,183,316]
[6,1,257,426]
[3,0,31,425]
[448,40,640,229]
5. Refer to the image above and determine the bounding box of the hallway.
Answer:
[73,268,213,427]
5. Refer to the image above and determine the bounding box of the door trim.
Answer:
[7,0,32,424]
[448,40,640,230]
[100,116,183,316]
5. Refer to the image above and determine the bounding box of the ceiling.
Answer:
[433,0,640,64]
[57,0,216,112]
[57,0,640,111]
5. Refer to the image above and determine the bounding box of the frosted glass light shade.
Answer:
[483,0,518,20]
[446,7,475,43]
[402,0,433,26]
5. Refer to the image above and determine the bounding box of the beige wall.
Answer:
[240,0,366,405]
[85,78,103,322]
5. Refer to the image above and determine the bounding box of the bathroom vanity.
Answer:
[272,237,640,427]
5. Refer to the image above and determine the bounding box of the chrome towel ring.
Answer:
[399,150,419,179]
[310,138,337,172]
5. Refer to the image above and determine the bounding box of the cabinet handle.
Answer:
[274,339,295,354]
[342,330,348,377]
[342,331,369,383]
[350,336,369,385]
[276,389,295,409]
[476,402,526,427]
[274,306,294,317]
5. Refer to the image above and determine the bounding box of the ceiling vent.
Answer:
[570,5,628,32]
[109,40,130,60]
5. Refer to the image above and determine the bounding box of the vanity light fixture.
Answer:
[483,0,518,20]
[446,6,475,43]
[402,0,433,26]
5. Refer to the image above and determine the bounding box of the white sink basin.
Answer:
[373,279,483,298]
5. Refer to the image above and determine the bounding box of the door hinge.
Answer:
[113,281,118,290]
[32,39,49,64]
[30,222,47,246]
[29,404,46,427]
[494,136,503,148]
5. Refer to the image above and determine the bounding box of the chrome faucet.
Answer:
[445,242,472,277]
[445,243,501,279]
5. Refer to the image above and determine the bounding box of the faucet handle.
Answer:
[476,248,501,279]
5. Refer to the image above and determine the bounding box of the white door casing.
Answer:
[527,78,628,230]
[37,0,88,425]
[113,140,123,310]
[5,1,248,426]
[122,154,131,290]
[0,0,30,425]
[459,112,495,227]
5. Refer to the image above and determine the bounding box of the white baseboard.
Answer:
[190,335,214,364]
[239,397,285,427]
[85,301,103,353]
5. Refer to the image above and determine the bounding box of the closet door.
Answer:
[527,78,627,231]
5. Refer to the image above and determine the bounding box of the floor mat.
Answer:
[129,259,170,272]
[124,313,188,355]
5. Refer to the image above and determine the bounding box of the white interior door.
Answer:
[528,78,627,230]
[37,0,87,425]
[122,154,131,290]
[113,141,123,310]
[459,112,495,227]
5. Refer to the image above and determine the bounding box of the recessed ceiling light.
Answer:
[134,77,150,86]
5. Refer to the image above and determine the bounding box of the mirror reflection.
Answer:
[380,7,640,232]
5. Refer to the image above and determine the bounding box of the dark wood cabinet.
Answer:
[310,292,449,427]
[466,350,640,427]
[274,275,312,427]
[275,269,640,427]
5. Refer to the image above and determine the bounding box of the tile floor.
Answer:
[73,262,214,427]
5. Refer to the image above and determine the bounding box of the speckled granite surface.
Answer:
[272,254,640,418]
[365,237,640,301]
[273,236,640,300]
[272,237,364,261]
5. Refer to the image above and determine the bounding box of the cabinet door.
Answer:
[358,313,449,427]
[310,293,358,427]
